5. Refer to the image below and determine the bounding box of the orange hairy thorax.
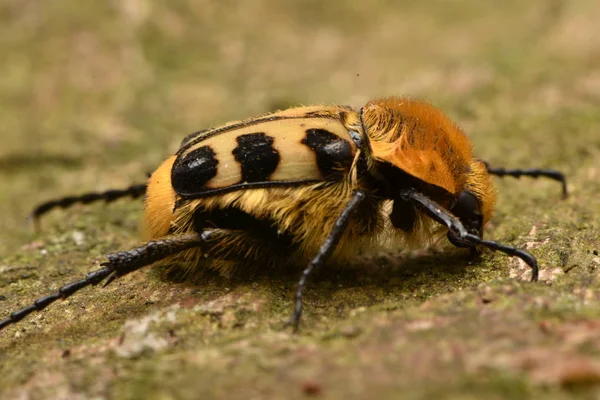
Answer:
[363,97,473,195]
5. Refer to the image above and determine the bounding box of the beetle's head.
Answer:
[447,160,496,246]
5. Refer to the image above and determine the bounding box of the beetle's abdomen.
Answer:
[171,117,358,198]
[144,155,178,239]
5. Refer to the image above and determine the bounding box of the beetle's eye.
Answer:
[449,190,483,240]
[453,191,480,218]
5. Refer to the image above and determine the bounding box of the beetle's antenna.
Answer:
[0,232,215,332]
[399,189,539,282]
[290,190,367,332]
[482,162,568,199]
[30,183,147,227]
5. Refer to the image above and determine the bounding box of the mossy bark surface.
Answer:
[1,1,599,399]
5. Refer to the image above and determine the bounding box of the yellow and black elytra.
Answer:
[0,97,568,332]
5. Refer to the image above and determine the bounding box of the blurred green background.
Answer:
[1,1,599,399]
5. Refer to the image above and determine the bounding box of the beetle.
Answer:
[0,97,567,332]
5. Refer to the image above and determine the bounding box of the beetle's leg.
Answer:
[30,183,147,226]
[399,189,539,282]
[0,231,222,332]
[482,162,567,199]
[290,190,367,332]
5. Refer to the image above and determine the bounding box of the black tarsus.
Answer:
[0,232,216,332]
[290,190,367,332]
[30,183,147,223]
[483,162,568,199]
[399,189,539,282]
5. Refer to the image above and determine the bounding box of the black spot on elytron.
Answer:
[302,129,353,179]
[171,146,218,196]
[232,132,280,183]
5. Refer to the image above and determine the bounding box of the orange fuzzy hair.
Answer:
[363,97,495,225]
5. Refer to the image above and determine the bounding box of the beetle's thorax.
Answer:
[361,97,475,197]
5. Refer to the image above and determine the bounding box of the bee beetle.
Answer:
[0,97,567,332]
